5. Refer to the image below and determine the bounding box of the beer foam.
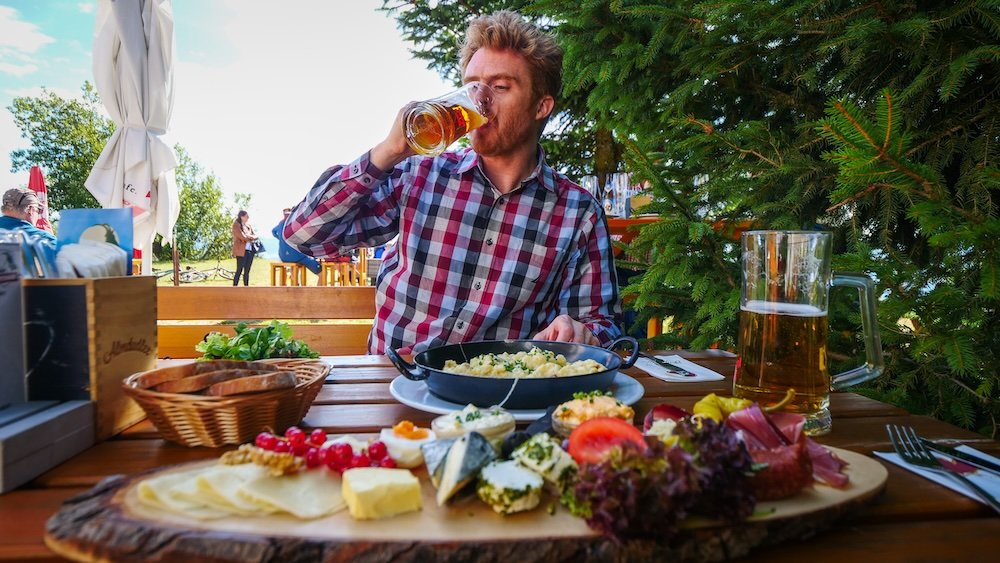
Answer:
[742,300,826,317]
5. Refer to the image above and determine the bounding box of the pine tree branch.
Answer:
[898,354,988,405]
[826,182,889,212]
[831,100,936,196]
[684,116,781,167]
[621,137,695,221]
[933,369,990,405]
[882,91,893,151]
[907,109,990,156]
[805,1,880,28]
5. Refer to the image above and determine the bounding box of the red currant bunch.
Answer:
[321,440,397,473]
[253,431,397,472]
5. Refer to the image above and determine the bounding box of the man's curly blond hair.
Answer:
[459,11,563,106]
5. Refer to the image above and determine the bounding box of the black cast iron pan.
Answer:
[386,336,639,409]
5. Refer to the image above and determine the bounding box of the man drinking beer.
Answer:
[283,11,621,354]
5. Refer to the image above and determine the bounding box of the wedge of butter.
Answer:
[341,467,422,520]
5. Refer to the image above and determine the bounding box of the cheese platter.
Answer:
[45,389,889,563]
[43,445,885,562]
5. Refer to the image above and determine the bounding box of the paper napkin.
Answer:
[874,446,1000,506]
[634,354,725,382]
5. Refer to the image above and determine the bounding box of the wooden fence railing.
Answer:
[156,286,377,358]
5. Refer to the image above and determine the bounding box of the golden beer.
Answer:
[405,102,488,156]
[733,301,830,416]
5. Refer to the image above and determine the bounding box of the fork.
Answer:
[886,424,1000,515]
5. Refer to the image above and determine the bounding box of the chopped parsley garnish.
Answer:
[503,360,529,372]
[572,390,613,400]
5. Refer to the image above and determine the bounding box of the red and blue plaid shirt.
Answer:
[284,147,622,354]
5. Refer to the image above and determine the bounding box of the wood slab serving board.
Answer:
[44,448,886,562]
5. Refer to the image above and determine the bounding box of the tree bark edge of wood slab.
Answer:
[42,472,882,563]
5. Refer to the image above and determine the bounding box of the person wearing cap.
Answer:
[1,188,56,242]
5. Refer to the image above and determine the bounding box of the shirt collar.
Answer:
[453,146,559,194]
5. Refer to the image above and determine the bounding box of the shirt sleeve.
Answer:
[558,207,623,345]
[283,151,406,258]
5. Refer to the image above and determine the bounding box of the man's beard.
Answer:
[471,111,538,157]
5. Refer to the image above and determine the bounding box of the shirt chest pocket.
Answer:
[506,248,561,298]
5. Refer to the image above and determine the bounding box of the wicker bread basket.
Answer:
[122,358,329,447]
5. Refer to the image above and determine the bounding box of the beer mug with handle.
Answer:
[403,82,494,156]
[733,231,884,435]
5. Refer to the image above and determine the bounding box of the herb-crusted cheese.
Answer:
[476,460,543,515]
[511,433,578,493]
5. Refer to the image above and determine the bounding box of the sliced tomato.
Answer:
[567,417,647,465]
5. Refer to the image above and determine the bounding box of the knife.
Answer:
[921,439,1000,476]
[638,352,696,377]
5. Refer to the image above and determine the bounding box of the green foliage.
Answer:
[8,83,246,262]
[384,1,1000,436]
[533,0,999,436]
[160,146,237,261]
[7,82,112,210]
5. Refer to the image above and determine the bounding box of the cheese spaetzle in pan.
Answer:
[442,346,606,378]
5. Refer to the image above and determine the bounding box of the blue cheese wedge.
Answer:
[476,460,543,515]
[511,433,578,493]
[421,437,457,488]
[428,432,496,506]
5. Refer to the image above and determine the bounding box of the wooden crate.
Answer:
[23,277,157,440]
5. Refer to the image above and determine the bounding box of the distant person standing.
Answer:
[273,208,320,274]
[0,188,56,242]
[231,210,259,286]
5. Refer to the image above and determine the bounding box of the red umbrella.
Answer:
[27,165,53,233]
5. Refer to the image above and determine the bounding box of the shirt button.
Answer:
[486,238,494,246]
[457,321,465,329]
[474,281,481,290]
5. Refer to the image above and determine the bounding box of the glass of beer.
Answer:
[403,82,494,156]
[733,231,883,435]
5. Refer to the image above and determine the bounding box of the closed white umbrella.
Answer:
[86,0,178,275]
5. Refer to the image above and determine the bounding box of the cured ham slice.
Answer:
[726,404,850,490]
[747,440,813,500]
[806,440,850,488]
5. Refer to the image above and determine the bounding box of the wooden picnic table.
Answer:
[2,350,998,561]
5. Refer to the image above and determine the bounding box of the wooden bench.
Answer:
[156,286,377,358]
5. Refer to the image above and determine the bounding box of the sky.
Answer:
[0,0,452,234]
